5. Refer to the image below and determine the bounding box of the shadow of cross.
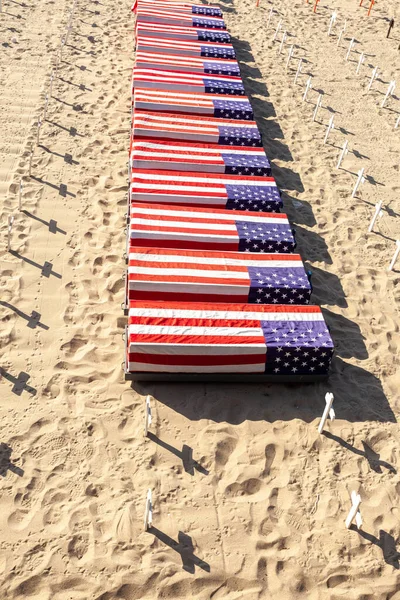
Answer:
[150,527,210,574]
[147,432,209,475]
[10,251,62,279]
[22,210,66,235]
[0,301,49,330]
[353,527,400,569]
[323,432,396,473]
[0,443,24,477]
[0,368,37,396]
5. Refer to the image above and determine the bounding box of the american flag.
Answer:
[132,1,223,16]
[126,301,334,375]
[128,202,296,253]
[136,22,231,43]
[135,52,240,76]
[126,247,311,305]
[136,37,236,60]
[130,169,283,212]
[132,111,260,144]
[132,68,245,95]
[133,90,253,119]
[136,9,226,29]
[130,139,271,175]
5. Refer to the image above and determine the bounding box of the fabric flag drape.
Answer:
[133,1,223,16]
[128,202,296,252]
[132,68,246,95]
[136,37,236,59]
[130,169,283,212]
[126,300,334,375]
[135,52,240,76]
[136,23,231,43]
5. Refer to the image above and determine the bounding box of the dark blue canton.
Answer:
[217,124,261,146]
[201,46,236,60]
[213,99,253,120]
[261,320,334,375]
[204,62,240,76]
[225,184,283,212]
[203,78,245,95]
[192,6,223,16]
[247,266,311,305]
[222,152,271,176]
[196,31,230,43]
[193,17,226,29]
[236,221,296,253]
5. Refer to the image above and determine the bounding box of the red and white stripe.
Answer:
[127,301,326,373]
[130,169,278,207]
[129,203,291,251]
[130,139,266,172]
[136,37,234,57]
[136,22,230,41]
[135,8,225,28]
[133,1,222,14]
[133,90,244,115]
[135,51,239,74]
[132,68,242,93]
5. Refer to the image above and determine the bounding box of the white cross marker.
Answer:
[36,119,42,146]
[266,6,273,29]
[388,240,400,272]
[328,11,337,36]
[368,200,383,233]
[313,93,323,121]
[337,28,344,47]
[303,76,312,101]
[144,395,152,436]
[367,66,379,92]
[345,491,362,529]
[356,52,365,75]
[43,94,49,121]
[273,19,282,41]
[381,80,396,108]
[318,392,335,433]
[278,30,287,54]
[49,71,55,97]
[336,140,349,169]
[7,215,14,252]
[286,44,294,70]
[144,489,153,531]
[323,115,335,144]
[294,58,303,84]
[395,115,400,129]
[351,167,365,197]
[345,38,355,61]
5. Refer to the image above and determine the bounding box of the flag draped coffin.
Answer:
[130,169,282,212]
[132,69,245,95]
[136,37,236,59]
[126,301,334,375]
[133,91,253,119]
[136,9,226,28]
[127,247,311,304]
[135,52,240,76]
[136,23,231,43]
[130,139,271,175]
[132,112,260,145]
[128,203,296,252]
[130,169,283,211]
[133,1,223,16]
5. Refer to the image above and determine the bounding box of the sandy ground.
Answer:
[0,0,400,597]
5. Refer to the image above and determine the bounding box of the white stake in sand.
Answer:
[278,30,287,54]
[337,28,344,47]
[345,38,355,61]
[345,491,362,529]
[388,240,400,272]
[294,58,303,84]
[7,216,14,252]
[303,76,312,101]
[144,395,152,437]
[367,66,378,92]
[49,71,55,98]
[65,23,72,45]
[36,119,42,146]
[286,44,294,70]
[336,140,349,169]
[273,19,282,41]
[43,94,49,121]
[328,11,337,36]
[381,80,396,108]
[318,392,335,433]
[323,115,335,144]
[351,167,365,197]
[266,6,273,29]
[144,489,153,531]
[368,201,383,233]
[395,115,400,129]
[356,52,365,75]
[313,93,323,121]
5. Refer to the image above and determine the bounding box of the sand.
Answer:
[0,0,399,597]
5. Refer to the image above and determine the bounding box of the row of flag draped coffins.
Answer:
[125,0,334,379]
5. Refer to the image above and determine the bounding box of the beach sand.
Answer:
[0,0,399,597]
